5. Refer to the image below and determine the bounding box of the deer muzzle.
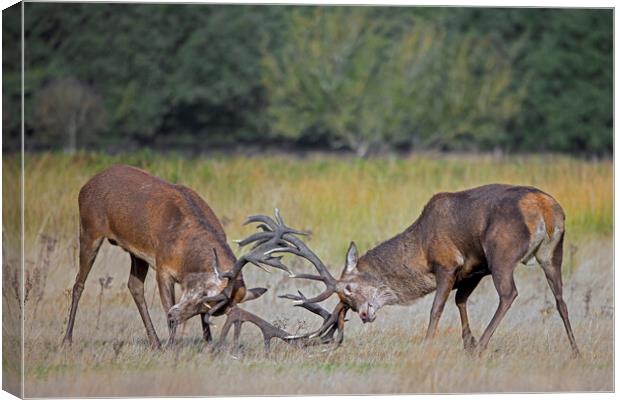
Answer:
[358,304,377,323]
[167,305,185,330]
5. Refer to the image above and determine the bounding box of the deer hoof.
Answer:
[463,336,478,351]
[463,336,478,353]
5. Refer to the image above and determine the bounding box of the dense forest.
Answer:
[2,4,613,156]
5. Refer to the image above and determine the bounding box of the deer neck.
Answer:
[181,232,237,275]
[357,230,436,305]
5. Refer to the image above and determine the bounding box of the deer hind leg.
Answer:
[128,255,161,349]
[63,230,103,346]
[536,231,580,356]
[454,273,486,351]
[477,246,524,353]
[424,266,457,342]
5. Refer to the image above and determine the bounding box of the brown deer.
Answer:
[259,184,580,355]
[62,165,326,351]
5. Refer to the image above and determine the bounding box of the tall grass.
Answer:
[5,151,612,265]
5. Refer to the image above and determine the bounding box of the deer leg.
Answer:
[156,272,176,347]
[454,274,486,351]
[128,255,161,349]
[63,232,103,346]
[540,261,580,356]
[477,263,518,353]
[537,232,580,356]
[424,267,457,342]
[200,313,212,343]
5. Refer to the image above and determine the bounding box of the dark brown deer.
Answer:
[62,165,326,350]
[260,184,580,355]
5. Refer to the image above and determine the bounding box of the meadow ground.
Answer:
[3,152,613,396]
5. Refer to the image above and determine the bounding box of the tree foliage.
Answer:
[2,4,612,155]
[33,78,105,152]
[263,8,526,155]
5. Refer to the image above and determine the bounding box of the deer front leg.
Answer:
[156,271,176,347]
[128,255,161,349]
[425,267,457,342]
[201,313,212,343]
[454,274,485,351]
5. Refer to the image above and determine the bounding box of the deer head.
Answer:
[166,217,295,337]
[166,250,269,329]
[334,242,397,323]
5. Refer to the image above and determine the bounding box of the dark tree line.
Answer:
[2,4,612,155]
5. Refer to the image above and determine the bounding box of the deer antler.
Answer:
[238,209,348,346]
[219,208,308,282]
[279,290,347,345]
[258,209,339,304]
[207,209,347,351]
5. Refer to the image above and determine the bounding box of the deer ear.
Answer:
[211,248,222,279]
[344,241,358,274]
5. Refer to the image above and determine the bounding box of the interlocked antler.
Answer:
[197,209,344,352]
[198,210,299,313]
[203,209,348,352]
[279,290,347,345]
[261,209,339,304]
[243,209,348,345]
[215,290,346,353]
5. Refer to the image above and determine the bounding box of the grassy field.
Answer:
[3,152,613,396]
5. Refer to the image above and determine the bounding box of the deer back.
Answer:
[78,165,237,279]
[349,184,565,302]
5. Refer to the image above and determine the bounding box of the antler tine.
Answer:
[234,231,272,248]
[244,214,278,229]
[262,212,338,304]
[223,209,304,280]
[278,290,332,320]
[284,302,346,340]
[256,223,272,232]
[245,209,309,236]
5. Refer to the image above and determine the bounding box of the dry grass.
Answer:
[2,152,613,396]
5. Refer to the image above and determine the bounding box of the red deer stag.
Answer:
[62,165,327,351]
[260,184,580,355]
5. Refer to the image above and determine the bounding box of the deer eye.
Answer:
[344,284,353,296]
